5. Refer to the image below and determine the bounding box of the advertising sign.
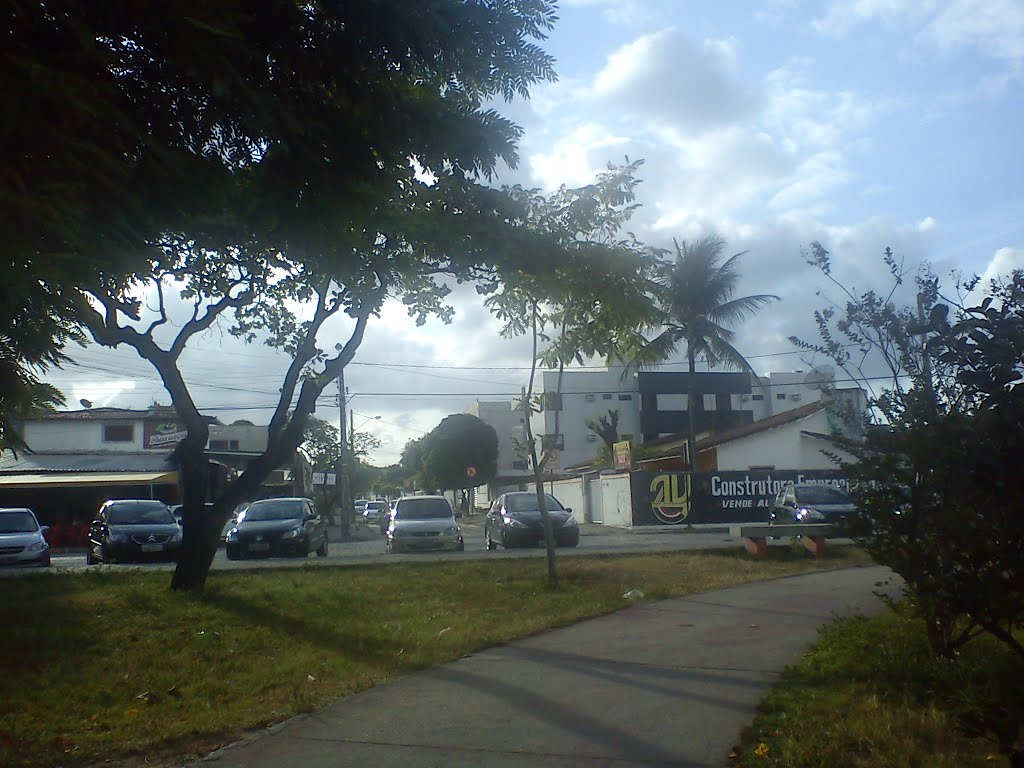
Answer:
[630,470,849,525]
[612,440,632,470]
[143,419,188,450]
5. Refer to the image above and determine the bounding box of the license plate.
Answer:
[140,543,164,552]
[248,542,270,552]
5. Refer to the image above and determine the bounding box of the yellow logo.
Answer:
[650,473,691,524]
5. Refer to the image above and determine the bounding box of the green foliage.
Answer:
[6,0,560,588]
[796,247,1024,669]
[418,414,498,490]
[585,409,621,452]
[623,234,779,373]
[740,608,1024,766]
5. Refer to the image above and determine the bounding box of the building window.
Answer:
[541,434,564,450]
[776,393,786,400]
[210,439,240,451]
[542,391,562,411]
[103,424,134,443]
[752,394,764,401]
[602,393,613,400]
[511,460,528,471]
[617,394,633,401]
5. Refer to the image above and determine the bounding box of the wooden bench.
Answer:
[728,524,834,558]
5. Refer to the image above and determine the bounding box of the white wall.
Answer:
[23,420,146,452]
[599,473,633,527]
[208,424,268,452]
[530,370,641,472]
[466,401,524,473]
[715,409,848,471]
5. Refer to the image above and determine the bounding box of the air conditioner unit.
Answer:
[585,393,596,402]
[586,434,598,442]
[741,394,750,401]
[791,393,802,401]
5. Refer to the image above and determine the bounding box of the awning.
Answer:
[0,471,177,489]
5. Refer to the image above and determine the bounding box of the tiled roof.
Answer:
[32,407,220,424]
[0,452,176,474]
[644,400,830,458]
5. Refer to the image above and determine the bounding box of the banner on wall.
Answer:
[143,419,189,450]
[630,470,849,526]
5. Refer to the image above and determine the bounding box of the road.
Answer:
[11,519,835,575]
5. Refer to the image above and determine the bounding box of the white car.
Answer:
[386,496,464,554]
[362,500,389,523]
[0,508,51,567]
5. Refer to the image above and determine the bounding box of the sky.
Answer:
[46,0,1024,465]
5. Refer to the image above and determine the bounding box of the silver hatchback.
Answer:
[386,496,464,554]
[0,508,51,567]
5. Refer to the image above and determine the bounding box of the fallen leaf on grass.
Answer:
[438,627,452,638]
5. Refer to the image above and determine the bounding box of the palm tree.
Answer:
[627,235,778,468]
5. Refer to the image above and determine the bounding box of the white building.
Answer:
[526,366,865,472]
[464,401,526,475]
[528,369,641,473]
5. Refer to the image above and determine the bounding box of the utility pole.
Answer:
[338,370,352,538]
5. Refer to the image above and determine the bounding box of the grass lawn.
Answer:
[735,607,1024,767]
[1,546,870,767]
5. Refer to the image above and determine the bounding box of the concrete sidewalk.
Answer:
[200,565,894,768]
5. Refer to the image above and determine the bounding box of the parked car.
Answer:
[0,507,51,567]
[770,483,857,530]
[484,492,579,550]
[362,500,389,523]
[87,500,183,564]
[386,496,463,554]
[224,497,328,560]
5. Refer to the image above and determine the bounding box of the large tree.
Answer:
[15,0,560,590]
[795,246,1024,760]
[419,413,499,492]
[624,235,777,469]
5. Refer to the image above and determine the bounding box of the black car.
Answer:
[224,497,328,560]
[484,492,580,550]
[770,483,857,529]
[87,500,183,564]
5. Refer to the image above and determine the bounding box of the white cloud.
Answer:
[978,246,1024,287]
[589,29,761,132]
[916,216,937,232]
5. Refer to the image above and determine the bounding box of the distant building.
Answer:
[525,366,866,472]
[0,407,308,538]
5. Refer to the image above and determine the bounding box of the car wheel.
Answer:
[226,546,242,561]
[501,532,512,549]
[485,532,497,551]
[85,547,97,566]
[385,540,393,554]
[316,538,328,557]
[101,546,115,565]
[456,539,465,552]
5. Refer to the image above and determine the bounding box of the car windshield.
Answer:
[394,498,452,520]
[796,486,852,506]
[107,503,175,525]
[505,494,564,513]
[244,500,305,521]
[0,511,39,533]
[366,501,388,511]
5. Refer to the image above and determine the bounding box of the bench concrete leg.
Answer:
[743,536,768,558]
[802,535,826,557]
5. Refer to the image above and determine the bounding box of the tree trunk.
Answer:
[687,348,698,471]
[170,446,218,591]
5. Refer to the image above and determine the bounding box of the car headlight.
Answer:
[562,516,578,527]
[797,507,825,521]
[170,526,183,540]
[28,540,47,552]
[443,526,459,536]
[226,528,239,541]
[282,526,302,539]
[505,517,527,528]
